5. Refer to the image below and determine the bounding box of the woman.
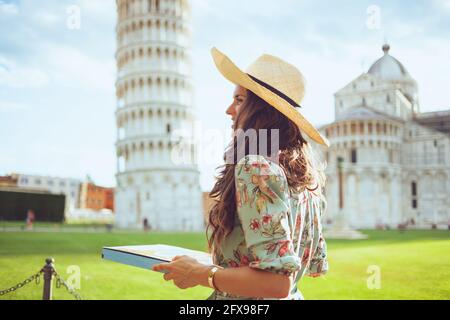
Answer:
[153,48,329,300]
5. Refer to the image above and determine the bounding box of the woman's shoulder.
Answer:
[235,154,285,178]
[235,155,289,198]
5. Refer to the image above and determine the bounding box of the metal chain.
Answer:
[0,270,42,296]
[53,271,83,300]
[1,266,82,300]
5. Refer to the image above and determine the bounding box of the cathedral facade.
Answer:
[321,44,450,229]
[114,0,203,230]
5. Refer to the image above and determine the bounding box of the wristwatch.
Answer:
[207,265,222,291]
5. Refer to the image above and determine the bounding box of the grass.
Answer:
[0,229,449,300]
[0,221,112,229]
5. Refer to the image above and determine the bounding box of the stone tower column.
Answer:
[114,0,203,231]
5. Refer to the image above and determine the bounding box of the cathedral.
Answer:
[321,44,450,229]
[114,0,203,230]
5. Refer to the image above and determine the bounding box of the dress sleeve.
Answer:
[235,155,301,276]
[306,193,328,277]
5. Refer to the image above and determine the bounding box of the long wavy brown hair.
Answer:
[206,89,326,257]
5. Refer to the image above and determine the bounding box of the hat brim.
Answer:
[211,47,329,147]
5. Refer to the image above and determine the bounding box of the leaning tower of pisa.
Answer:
[114,0,203,231]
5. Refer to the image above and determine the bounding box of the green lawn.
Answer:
[0,221,113,229]
[0,230,449,300]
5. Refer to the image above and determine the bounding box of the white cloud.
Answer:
[43,44,115,93]
[0,1,18,15]
[434,0,450,10]
[191,0,211,14]
[35,143,116,186]
[0,56,50,88]
[34,11,60,26]
[0,101,29,112]
[79,0,114,15]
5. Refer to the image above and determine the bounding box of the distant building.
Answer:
[0,186,66,222]
[79,182,115,212]
[321,44,450,229]
[0,175,18,187]
[12,173,81,214]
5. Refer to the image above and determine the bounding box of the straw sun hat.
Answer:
[211,47,329,147]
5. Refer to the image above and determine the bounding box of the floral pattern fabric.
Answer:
[210,154,328,300]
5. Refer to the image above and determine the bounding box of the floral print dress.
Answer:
[207,154,328,300]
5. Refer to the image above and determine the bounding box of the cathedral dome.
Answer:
[368,44,411,80]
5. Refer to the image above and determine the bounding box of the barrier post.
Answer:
[42,257,55,300]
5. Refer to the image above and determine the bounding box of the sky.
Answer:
[0,0,449,191]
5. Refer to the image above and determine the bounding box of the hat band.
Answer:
[247,74,301,109]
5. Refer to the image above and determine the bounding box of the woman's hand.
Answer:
[152,255,211,289]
